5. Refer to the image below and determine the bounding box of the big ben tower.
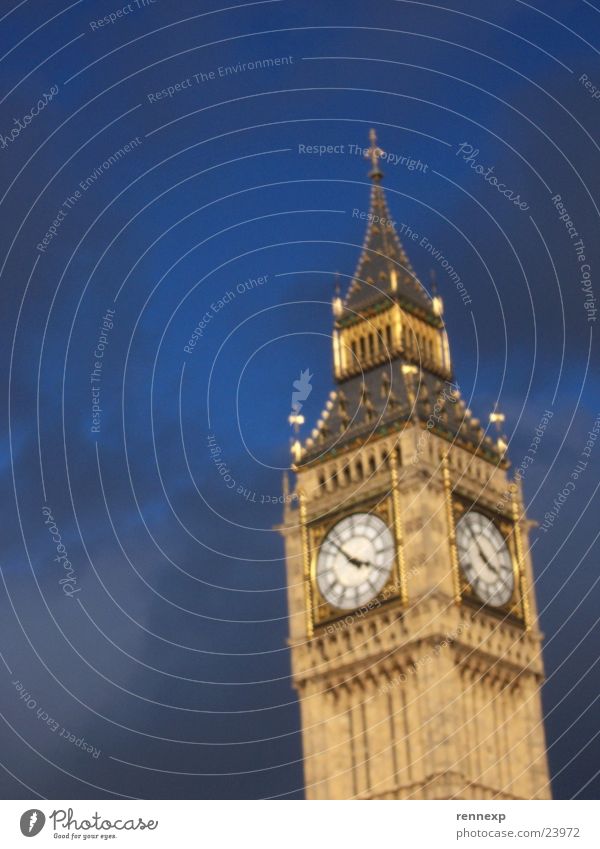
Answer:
[281,131,551,800]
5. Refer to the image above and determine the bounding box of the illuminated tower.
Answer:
[280,131,551,800]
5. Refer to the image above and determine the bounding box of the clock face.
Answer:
[316,512,395,610]
[456,511,514,607]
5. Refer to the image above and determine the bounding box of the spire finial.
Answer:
[430,269,438,296]
[365,128,384,180]
[332,271,343,318]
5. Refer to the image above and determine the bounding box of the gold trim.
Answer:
[299,490,315,639]
[442,453,462,604]
[390,456,408,605]
[511,483,531,631]
[451,482,514,523]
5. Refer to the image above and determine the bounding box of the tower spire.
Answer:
[343,130,431,315]
[365,128,384,181]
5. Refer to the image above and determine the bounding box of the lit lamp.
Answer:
[288,412,305,433]
[291,440,303,462]
[332,274,343,318]
[430,270,444,316]
[432,294,444,316]
[489,410,507,456]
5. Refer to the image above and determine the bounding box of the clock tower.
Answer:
[280,130,551,800]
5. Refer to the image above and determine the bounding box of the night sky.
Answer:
[0,0,599,800]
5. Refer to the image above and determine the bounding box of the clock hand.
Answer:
[326,537,351,559]
[347,555,369,568]
[464,523,513,600]
[484,542,514,589]
[327,537,370,569]
[483,556,499,577]
[474,539,511,585]
[464,522,498,575]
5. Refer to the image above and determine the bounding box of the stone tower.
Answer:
[280,131,551,800]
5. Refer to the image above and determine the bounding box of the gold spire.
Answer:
[365,128,384,180]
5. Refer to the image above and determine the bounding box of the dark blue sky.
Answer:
[0,0,599,799]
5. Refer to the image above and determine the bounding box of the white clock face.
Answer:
[316,513,395,610]
[456,511,514,607]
